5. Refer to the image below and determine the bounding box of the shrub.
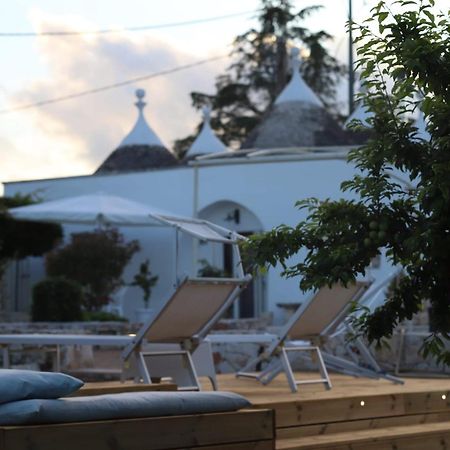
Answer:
[46,228,139,311]
[32,277,83,322]
[197,259,229,278]
[0,194,63,281]
[129,259,158,309]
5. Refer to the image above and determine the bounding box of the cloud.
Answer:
[8,11,227,176]
[0,136,33,183]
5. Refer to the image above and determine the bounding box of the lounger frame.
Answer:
[230,281,404,392]
[121,276,252,389]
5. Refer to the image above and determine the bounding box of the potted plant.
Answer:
[130,259,158,323]
[197,259,228,278]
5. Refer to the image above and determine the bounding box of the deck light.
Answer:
[442,394,447,400]
[360,400,365,406]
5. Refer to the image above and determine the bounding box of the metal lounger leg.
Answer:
[344,323,384,372]
[351,338,405,384]
[341,324,404,384]
[139,350,201,391]
[236,354,266,379]
[281,346,332,393]
[137,352,152,383]
[316,347,332,390]
[258,356,284,385]
[352,337,382,371]
[323,353,380,379]
[280,348,298,393]
[192,341,218,390]
[395,328,406,376]
[322,351,404,384]
[237,351,285,385]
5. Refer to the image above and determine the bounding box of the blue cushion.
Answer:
[0,391,251,425]
[0,369,83,404]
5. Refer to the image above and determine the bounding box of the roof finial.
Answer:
[117,88,166,148]
[135,88,146,113]
[274,47,321,106]
[290,47,301,74]
[202,104,212,123]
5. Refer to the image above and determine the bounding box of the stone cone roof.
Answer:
[243,101,352,149]
[95,89,177,174]
[242,48,352,149]
[184,105,229,160]
[95,144,178,174]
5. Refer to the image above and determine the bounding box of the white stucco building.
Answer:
[3,49,419,323]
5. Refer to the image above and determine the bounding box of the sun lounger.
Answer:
[121,276,252,390]
[0,276,251,391]
[321,269,405,383]
[211,280,403,392]
[208,281,402,392]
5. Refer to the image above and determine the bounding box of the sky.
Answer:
[0,0,375,189]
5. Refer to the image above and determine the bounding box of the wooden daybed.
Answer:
[0,408,274,450]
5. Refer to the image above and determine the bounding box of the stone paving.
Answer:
[1,316,448,379]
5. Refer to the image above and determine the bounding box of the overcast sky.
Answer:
[0,0,380,188]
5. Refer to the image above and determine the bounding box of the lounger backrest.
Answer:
[279,281,370,342]
[138,277,250,344]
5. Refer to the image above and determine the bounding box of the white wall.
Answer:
[196,158,365,322]
[4,155,395,323]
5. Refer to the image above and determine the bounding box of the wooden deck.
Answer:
[4,372,449,449]
[203,372,450,449]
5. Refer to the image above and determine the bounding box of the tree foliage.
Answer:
[174,0,346,155]
[244,0,450,362]
[129,259,158,309]
[0,194,63,278]
[31,277,83,322]
[46,228,139,311]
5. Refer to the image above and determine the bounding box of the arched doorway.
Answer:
[198,201,265,318]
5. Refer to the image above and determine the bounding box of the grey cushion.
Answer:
[0,369,83,404]
[0,391,251,425]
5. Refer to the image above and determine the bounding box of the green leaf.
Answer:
[378,11,389,23]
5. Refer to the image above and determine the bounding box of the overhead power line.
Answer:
[0,54,229,115]
[0,10,257,37]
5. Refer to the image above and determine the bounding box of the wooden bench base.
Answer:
[0,409,275,450]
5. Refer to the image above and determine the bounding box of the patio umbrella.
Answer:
[8,192,242,244]
[8,192,246,286]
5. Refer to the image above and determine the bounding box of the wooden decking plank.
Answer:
[201,374,450,430]
[403,390,450,414]
[266,391,450,428]
[261,394,405,427]
[277,411,450,439]
[276,421,450,449]
[205,373,450,406]
[187,440,274,450]
[2,410,274,450]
